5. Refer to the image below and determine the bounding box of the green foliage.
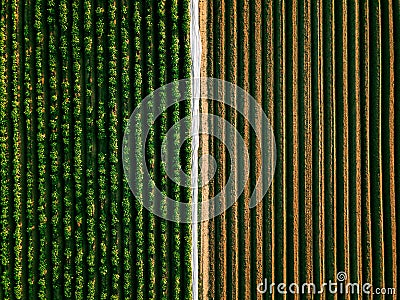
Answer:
[0,0,192,298]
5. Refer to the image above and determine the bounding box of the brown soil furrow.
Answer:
[289,0,300,297]
[387,0,397,290]
[340,0,351,285]
[361,0,373,286]
[226,0,238,297]
[354,0,363,285]
[200,0,208,79]
[241,0,251,299]
[302,0,313,288]
[199,1,209,297]
[277,0,287,288]
[204,0,215,297]
[316,0,326,287]
[265,0,275,291]
[199,101,210,300]
[215,0,227,298]
[253,0,264,298]
[332,0,338,287]
[326,0,338,290]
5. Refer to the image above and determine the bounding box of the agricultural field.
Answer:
[0,0,192,298]
[1,0,400,299]
[198,0,399,299]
